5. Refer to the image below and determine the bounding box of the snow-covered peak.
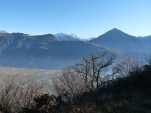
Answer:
[54,33,79,41]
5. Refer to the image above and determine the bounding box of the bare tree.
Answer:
[112,56,140,78]
[0,77,44,113]
[73,57,91,89]
[73,52,114,89]
[53,68,87,99]
[53,52,114,101]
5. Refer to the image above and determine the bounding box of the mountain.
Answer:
[90,28,151,56]
[0,32,105,69]
[0,28,151,69]
[54,33,79,41]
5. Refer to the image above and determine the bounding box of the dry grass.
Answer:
[0,67,61,95]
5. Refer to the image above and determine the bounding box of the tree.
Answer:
[0,77,43,113]
[53,68,87,103]
[73,52,114,89]
[53,52,114,101]
[112,56,140,78]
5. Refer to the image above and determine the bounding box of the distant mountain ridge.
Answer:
[0,32,105,68]
[90,28,151,56]
[0,28,150,68]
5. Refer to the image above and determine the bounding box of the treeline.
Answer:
[0,53,151,113]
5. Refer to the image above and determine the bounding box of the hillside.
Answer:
[0,32,105,69]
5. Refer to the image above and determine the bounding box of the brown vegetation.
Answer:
[0,54,150,113]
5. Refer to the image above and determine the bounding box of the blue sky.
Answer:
[0,0,151,39]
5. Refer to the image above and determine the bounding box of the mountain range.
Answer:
[0,28,150,69]
[0,32,104,68]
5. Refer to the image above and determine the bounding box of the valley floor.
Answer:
[0,67,60,94]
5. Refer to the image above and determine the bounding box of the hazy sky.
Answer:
[0,0,151,39]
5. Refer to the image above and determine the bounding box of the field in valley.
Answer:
[0,67,61,94]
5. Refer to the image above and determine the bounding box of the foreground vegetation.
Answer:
[0,54,150,113]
